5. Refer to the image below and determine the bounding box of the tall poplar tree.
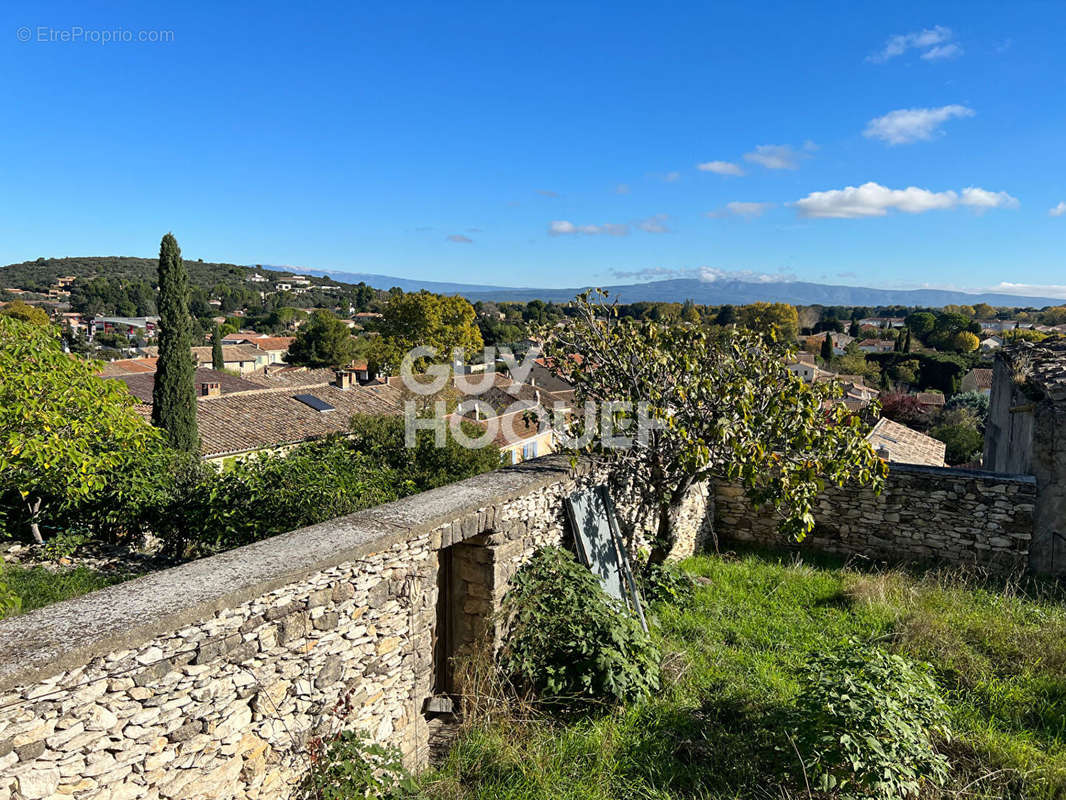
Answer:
[211,323,224,370]
[151,233,199,453]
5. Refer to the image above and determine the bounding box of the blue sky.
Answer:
[2,1,1065,296]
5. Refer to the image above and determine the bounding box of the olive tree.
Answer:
[541,291,886,565]
[0,318,162,543]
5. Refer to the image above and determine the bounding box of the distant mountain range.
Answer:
[302,269,1065,309]
[4,257,1060,310]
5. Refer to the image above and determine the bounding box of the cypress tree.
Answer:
[904,329,913,353]
[820,332,833,364]
[211,323,224,370]
[151,233,199,453]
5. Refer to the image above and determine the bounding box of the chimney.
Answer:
[876,445,890,461]
[200,382,221,398]
[335,369,354,390]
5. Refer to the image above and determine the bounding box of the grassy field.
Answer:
[4,564,127,614]
[418,549,1066,800]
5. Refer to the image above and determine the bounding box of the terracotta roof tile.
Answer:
[107,368,262,403]
[916,392,946,406]
[867,418,946,467]
[193,382,403,458]
[98,357,158,376]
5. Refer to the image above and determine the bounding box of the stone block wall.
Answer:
[715,463,1036,570]
[0,456,712,800]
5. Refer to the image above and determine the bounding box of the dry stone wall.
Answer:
[0,457,712,800]
[715,463,1036,570]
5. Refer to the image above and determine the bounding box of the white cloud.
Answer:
[536,189,560,198]
[792,181,1018,219]
[864,105,974,145]
[611,266,682,280]
[548,220,628,236]
[707,201,773,218]
[637,214,671,233]
[868,26,958,62]
[696,266,795,283]
[614,183,631,194]
[921,43,963,60]
[960,187,1020,211]
[663,171,681,182]
[743,144,807,170]
[1049,201,1066,217]
[697,160,745,176]
[982,282,1066,300]
[446,234,473,243]
[550,214,670,236]
[610,265,793,283]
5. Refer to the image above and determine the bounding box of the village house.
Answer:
[856,338,896,353]
[141,343,268,375]
[915,391,947,412]
[97,357,158,377]
[191,374,404,464]
[857,316,905,329]
[979,319,1034,333]
[107,367,263,402]
[960,367,993,396]
[89,315,158,340]
[800,332,852,355]
[785,358,818,383]
[866,417,946,467]
[221,334,295,365]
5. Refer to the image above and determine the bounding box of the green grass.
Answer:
[4,563,127,613]
[417,550,1066,799]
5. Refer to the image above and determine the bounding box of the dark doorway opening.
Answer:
[431,546,455,702]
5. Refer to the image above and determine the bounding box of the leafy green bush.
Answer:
[348,414,502,490]
[498,547,660,709]
[301,730,416,800]
[0,565,21,620]
[793,639,951,799]
[930,422,984,466]
[639,560,695,606]
[150,439,402,556]
[149,417,502,557]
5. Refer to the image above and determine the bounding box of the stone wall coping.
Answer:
[0,456,578,693]
[885,462,1036,485]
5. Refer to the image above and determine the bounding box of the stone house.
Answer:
[960,367,993,396]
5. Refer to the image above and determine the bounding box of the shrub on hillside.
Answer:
[348,413,502,491]
[639,560,695,606]
[930,422,984,466]
[497,546,660,709]
[150,417,502,557]
[0,566,20,620]
[150,439,402,556]
[793,639,951,800]
[301,730,416,800]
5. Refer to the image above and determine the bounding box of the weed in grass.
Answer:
[5,564,127,613]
